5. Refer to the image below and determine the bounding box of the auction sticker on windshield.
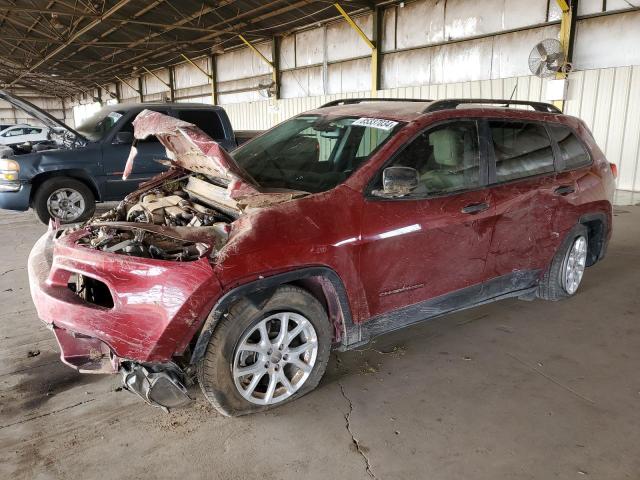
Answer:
[352,117,399,131]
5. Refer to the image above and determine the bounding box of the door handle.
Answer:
[554,185,576,196]
[461,202,490,214]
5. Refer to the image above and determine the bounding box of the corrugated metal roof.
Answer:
[0,0,383,96]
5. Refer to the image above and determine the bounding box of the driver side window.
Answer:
[386,121,481,196]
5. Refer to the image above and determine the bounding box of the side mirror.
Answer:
[380,166,419,196]
[19,142,32,153]
[113,131,134,145]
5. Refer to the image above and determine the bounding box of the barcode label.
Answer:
[352,117,399,131]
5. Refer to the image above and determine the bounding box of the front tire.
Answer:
[537,224,589,300]
[33,177,95,224]
[197,285,332,416]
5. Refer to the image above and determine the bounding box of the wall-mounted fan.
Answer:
[528,39,568,78]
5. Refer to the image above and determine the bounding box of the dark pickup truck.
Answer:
[0,91,247,223]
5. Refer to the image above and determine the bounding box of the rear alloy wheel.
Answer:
[33,177,95,224]
[537,224,589,301]
[562,235,588,295]
[198,285,332,416]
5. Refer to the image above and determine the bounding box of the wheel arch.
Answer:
[579,212,608,266]
[189,266,358,365]
[30,169,101,206]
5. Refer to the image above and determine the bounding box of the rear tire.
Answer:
[537,224,589,301]
[33,177,95,224]
[197,285,332,417]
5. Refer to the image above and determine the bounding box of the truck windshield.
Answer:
[76,110,124,142]
[231,114,404,193]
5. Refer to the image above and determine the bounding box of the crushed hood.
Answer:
[124,109,261,198]
[0,90,86,142]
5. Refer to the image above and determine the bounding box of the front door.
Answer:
[358,120,494,319]
[103,110,170,200]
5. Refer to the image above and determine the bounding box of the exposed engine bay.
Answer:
[70,109,304,263]
[78,174,236,261]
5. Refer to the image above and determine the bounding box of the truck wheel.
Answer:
[537,224,589,301]
[198,285,332,417]
[33,177,95,224]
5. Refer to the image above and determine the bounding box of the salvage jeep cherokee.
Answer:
[28,98,615,416]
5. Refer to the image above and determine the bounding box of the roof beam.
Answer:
[82,0,311,79]
[8,0,132,87]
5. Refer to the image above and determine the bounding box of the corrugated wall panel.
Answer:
[224,66,640,199]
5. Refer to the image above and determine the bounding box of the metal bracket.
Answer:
[238,34,278,98]
[115,75,141,95]
[334,3,378,94]
[180,53,216,104]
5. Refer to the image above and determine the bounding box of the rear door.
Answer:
[358,119,494,318]
[546,122,596,241]
[484,118,560,279]
[103,109,171,200]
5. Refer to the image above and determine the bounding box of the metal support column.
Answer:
[137,76,144,103]
[555,0,579,111]
[271,35,281,99]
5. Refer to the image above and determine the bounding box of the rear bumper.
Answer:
[28,228,221,371]
[0,182,31,211]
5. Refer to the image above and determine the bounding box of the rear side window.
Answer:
[547,124,591,170]
[178,110,225,141]
[489,121,554,182]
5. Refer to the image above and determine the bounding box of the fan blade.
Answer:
[536,43,547,57]
[535,62,544,77]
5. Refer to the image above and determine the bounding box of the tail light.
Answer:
[609,162,618,178]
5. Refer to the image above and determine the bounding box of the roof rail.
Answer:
[423,98,561,114]
[320,98,432,108]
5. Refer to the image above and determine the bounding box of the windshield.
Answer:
[76,109,124,142]
[231,114,404,193]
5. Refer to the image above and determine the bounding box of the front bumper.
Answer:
[0,182,31,210]
[28,228,222,373]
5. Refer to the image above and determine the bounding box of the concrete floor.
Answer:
[0,206,639,480]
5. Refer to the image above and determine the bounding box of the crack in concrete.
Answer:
[338,382,377,480]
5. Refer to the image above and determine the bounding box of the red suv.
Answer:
[28,99,616,416]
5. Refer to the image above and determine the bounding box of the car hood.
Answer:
[124,109,262,198]
[0,90,86,142]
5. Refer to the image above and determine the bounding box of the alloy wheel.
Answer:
[232,312,318,405]
[47,188,86,222]
[563,235,587,294]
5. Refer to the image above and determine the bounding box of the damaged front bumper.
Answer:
[27,227,222,377]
